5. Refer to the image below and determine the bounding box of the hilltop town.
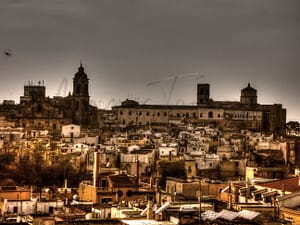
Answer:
[0,64,300,225]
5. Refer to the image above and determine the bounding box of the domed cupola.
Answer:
[240,83,257,104]
[74,63,88,80]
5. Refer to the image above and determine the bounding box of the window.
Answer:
[146,112,150,116]
[164,112,167,116]
[157,112,160,116]
[208,111,213,118]
[200,113,203,118]
[126,190,133,197]
[120,111,123,115]
[218,114,221,118]
[128,111,132,115]
[76,84,81,94]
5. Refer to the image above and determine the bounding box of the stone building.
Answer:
[112,83,286,136]
[0,64,98,136]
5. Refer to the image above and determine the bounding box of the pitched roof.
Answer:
[258,177,300,193]
[201,209,260,222]
[238,210,260,220]
[108,174,136,187]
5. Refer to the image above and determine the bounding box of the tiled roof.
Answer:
[259,177,300,193]
[108,174,136,187]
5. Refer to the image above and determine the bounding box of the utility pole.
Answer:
[198,179,202,224]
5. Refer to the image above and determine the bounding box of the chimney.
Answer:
[93,152,100,187]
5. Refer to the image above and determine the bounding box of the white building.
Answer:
[2,199,64,217]
[159,144,178,157]
[61,124,81,142]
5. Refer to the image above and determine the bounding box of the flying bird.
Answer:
[3,51,12,56]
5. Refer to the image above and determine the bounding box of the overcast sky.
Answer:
[0,0,299,121]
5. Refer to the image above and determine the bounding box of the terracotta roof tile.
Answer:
[259,177,300,193]
[108,174,136,187]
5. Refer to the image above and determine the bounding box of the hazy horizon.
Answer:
[1,0,299,121]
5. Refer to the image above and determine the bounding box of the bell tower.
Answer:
[72,63,90,126]
[197,83,210,105]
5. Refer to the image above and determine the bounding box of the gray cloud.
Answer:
[0,0,299,121]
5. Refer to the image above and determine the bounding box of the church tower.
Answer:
[240,83,257,104]
[72,63,90,127]
[197,83,210,105]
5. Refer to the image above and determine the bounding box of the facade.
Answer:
[1,199,64,217]
[0,64,98,136]
[112,83,286,136]
[0,186,31,201]
[61,124,81,143]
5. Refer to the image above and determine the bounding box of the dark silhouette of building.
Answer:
[0,64,98,136]
[197,83,210,105]
[113,83,286,136]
